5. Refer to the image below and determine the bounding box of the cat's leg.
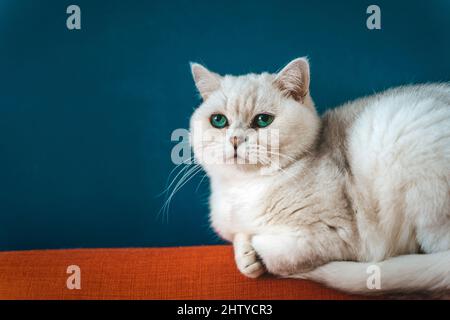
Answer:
[251,233,317,276]
[233,233,266,278]
[236,231,351,278]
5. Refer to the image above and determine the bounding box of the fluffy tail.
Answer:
[289,251,450,297]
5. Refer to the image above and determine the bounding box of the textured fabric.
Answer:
[0,245,367,299]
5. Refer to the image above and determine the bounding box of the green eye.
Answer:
[210,114,228,128]
[253,113,274,128]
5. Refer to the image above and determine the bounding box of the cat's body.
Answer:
[189,58,450,295]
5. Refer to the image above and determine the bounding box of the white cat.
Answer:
[188,57,450,296]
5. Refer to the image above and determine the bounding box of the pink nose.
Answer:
[230,136,242,149]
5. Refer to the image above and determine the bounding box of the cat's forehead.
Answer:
[222,73,273,95]
[216,73,279,117]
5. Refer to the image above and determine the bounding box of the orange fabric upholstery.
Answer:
[0,245,366,299]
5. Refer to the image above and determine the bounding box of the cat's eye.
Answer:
[210,114,228,128]
[253,113,274,128]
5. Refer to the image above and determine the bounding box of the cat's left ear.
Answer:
[190,63,222,100]
[274,57,310,102]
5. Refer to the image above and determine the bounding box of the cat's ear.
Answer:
[274,57,310,102]
[190,63,222,100]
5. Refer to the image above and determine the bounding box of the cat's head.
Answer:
[189,57,320,176]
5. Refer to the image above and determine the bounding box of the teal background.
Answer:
[0,0,449,250]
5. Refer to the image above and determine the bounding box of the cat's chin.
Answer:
[203,162,282,180]
[212,162,263,172]
[232,162,264,172]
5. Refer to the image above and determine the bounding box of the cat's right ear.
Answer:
[190,63,222,100]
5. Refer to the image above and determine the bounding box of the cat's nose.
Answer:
[230,136,243,149]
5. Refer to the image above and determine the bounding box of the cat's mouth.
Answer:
[222,151,247,165]
[227,151,263,167]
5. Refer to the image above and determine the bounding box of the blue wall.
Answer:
[0,0,449,250]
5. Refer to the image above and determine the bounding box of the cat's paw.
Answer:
[233,234,265,278]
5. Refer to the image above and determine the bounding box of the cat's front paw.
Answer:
[233,233,266,278]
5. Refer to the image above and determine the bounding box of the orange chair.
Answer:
[0,245,367,299]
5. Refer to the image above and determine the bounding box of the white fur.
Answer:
[189,58,450,296]
[296,251,450,298]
